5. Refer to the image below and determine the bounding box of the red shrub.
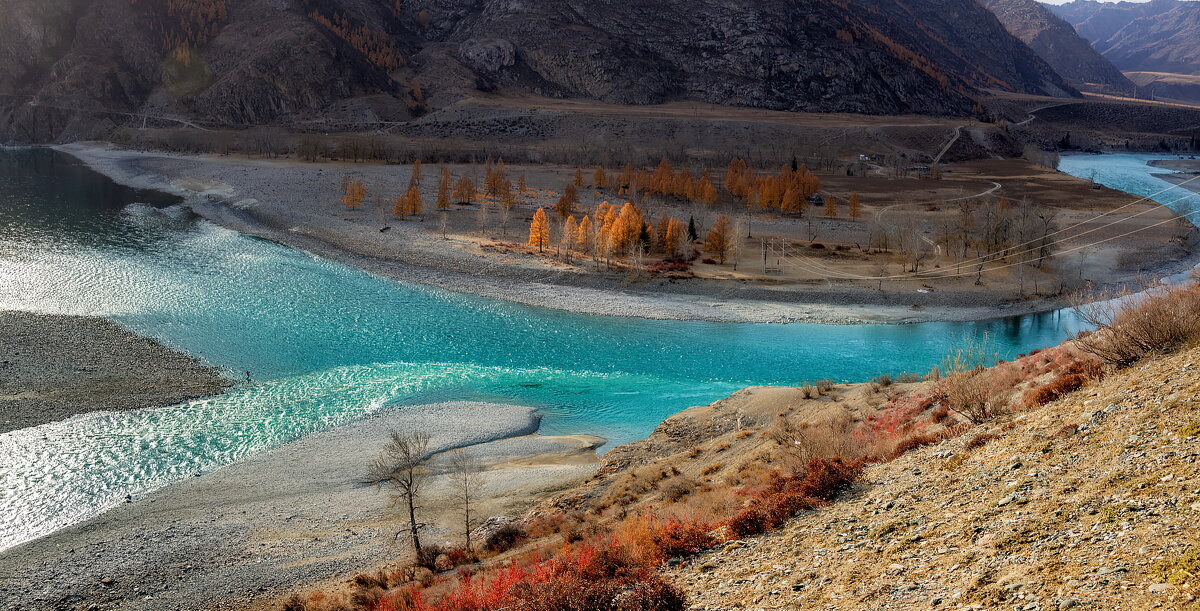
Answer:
[727,458,861,538]
[648,518,716,559]
[727,507,772,538]
[390,535,688,611]
[890,432,943,457]
[1021,373,1087,409]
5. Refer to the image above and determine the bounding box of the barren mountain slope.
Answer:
[1051,0,1200,75]
[0,0,1077,142]
[983,0,1135,93]
[670,345,1200,610]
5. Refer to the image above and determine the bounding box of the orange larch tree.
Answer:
[576,215,594,255]
[561,215,578,259]
[339,177,366,210]
[555,183,579,219]
[705,215,733,264]
[664,217,688,257]
[528,208,551,253]
[453,177,475,205]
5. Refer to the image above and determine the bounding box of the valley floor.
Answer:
[56,143,1194,325]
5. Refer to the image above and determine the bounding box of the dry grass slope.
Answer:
[670,344,1200,610]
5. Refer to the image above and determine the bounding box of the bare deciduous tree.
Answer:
[368,431,431,556]
[447,449,485,553]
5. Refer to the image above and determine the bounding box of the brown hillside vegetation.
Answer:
[670,346,1200,610]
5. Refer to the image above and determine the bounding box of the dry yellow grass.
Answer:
[668,345,1200,610]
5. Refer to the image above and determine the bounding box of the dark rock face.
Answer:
[1050,0,1200,76]
[982,0,1134,94]
[0,0,1077,142]
[413,0,1074,113]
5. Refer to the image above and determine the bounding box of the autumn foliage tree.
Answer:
[452,177,475,205]
[576,216,595,255]
[823,194,838,218]
[307,9,404,70]
[555,183,579,219]
[609,202,645,256]
[339,176,366,210]
[528,208,551,252]
[705,215,733,264]
[663,217,688,257]
[725,157,821,214]
[849,192,862,220]
[137,0,230,54]
[394,184,422,217]
[561,216,578,260]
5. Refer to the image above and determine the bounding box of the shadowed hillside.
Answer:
[0,0,1078,142]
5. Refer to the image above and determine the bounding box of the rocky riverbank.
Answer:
[0,310,230,434]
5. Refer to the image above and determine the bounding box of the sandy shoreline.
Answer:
[55,142,1078,325]
[1150,158,1200,199]
[0,311,231,434]
[0,402,601,611]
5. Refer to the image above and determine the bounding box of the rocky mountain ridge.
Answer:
[1050,0,1200,76]
[983,0,1136,94]
[0,0,1078,142]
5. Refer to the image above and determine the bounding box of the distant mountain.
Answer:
[983,0,1135,93]
[1049,0,1200,75]
[0,0,1077,142]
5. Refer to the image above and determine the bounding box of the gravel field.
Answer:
[0,310,231,434]
[0,402,600,611]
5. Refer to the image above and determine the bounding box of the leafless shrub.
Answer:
[1073,281,1200,367]
[483,523,524,553]
[768,413,861,468]
[662,477,697,502]
[936,333,1010,424]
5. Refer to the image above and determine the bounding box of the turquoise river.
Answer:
[0,149,1195,551]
